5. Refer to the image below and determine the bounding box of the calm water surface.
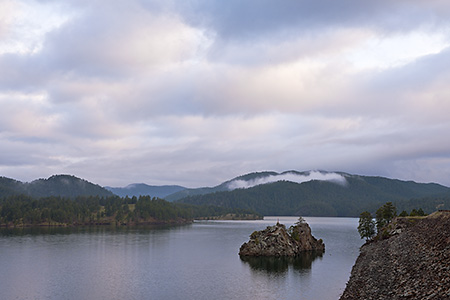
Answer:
[0,217,363,300]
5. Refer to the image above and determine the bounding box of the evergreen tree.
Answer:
[417,208,426,216]
[399,210,408,217]
[410,208,426,216]
[358,211,376,241]
[375,202,396,233]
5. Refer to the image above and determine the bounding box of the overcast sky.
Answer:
[1,0,450,188]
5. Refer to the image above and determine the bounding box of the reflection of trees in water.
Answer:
[240,251,323,273]
[0,226,79,237]
[0,223,190,237]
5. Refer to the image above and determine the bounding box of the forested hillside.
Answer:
[0,174,261,226]
[164,171,281,201]
[0,175,113,198]
[0,194,260,227]
[2,172,449,219]
[105,184,186,199]
[177,175,450,217]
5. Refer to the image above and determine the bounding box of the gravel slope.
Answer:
[340,211,450,300]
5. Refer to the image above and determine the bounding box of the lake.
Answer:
[0,217,363,300]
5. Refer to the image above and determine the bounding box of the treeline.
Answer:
[177,181,360,216]
[358,202,429,241]
[178,179,450,217]
[0,175,113,199]
[0,195,261,227]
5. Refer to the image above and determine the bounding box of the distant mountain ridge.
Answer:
[2,171,450,217]
[0,175,113,198]
[165,170,347,201]
[174,171,450,216]
[165,171,284,201]
[105,183,186,199]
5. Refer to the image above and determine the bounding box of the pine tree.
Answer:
[375,202,396,233]
[358,211,376,241]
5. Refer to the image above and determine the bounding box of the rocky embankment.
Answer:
[340,211,450,300]
[239,221,325,256]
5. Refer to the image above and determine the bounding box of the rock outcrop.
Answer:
[340,211,450,300]
[239,221,325,256]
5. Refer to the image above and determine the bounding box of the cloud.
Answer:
[42,6,208,78]
[227,171,347,190]
[178,0,450,42]
[1,0,450,188]
[0,1,15,39]
[0,0,73,55]
[0,0,209,90]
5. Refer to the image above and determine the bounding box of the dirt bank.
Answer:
[340,211,450,300]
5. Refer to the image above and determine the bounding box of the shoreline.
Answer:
[340,211,450,299]
[0,213,263,228]
[0,219,193,228]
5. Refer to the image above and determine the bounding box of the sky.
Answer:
[1,0,450,188]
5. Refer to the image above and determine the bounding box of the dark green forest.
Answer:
[2,172,450,221]
[177,176,450,217]
[105,183,186,199]
[0,194,261,227]
[0,175,113,198]
[165,171,281,201]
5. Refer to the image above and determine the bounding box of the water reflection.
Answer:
[0,218,360,300]
[240,251,323,273]
[0,223,192,237]
[0,226,80,236]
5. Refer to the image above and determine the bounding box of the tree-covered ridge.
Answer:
[0,175,113,199]
[2,172,450,218]
[165,170,315,201]
[177,176,450,217]
[105,184,186,199]
[358,202,430,242]
[0,177,23,198]
[0,195,261,227]
[164,183,231,202]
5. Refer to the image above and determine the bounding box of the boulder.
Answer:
[239,221,325,256]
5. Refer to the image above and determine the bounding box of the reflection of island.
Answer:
[240,251,323,273]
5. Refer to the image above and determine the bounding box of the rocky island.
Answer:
[340,211,450,299]
[239,218,325,256]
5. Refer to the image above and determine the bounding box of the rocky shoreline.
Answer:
[340,211,450,300]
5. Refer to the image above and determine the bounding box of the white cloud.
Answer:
[346,29,450,70]
[0,0,74,55]
[0,91,59,138]
[40,2,209,78]
[227,171,347,190]
[2,0,450,188]
[0,0,16,39]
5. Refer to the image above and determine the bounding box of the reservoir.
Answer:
[0,217,363,300]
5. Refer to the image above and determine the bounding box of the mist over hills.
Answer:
[1,171,450,217]
[164,170,328,201]
[173,171,450,217]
